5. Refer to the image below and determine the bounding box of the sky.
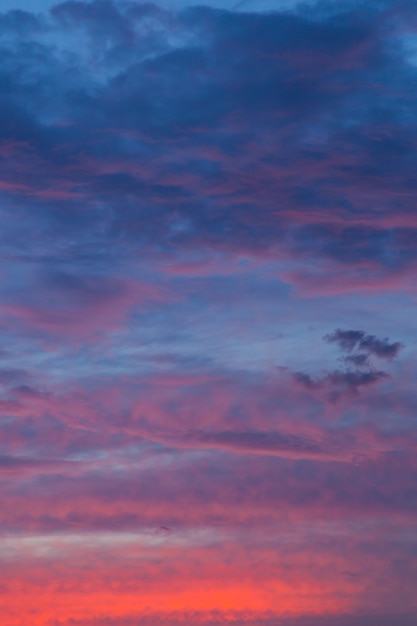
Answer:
[0,0,311,12]
[0,0,417,624]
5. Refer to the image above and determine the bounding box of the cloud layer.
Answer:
[0,1,416,625]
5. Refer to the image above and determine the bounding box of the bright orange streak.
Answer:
[0,538,359,626]
[0,583,348,626]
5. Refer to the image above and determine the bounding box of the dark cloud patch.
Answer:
[325,329,403,359]
[327,368,389,394]
[344,353,369,367]
[294,368,388,399]
[294,328,402,400]
[293,372,319,390]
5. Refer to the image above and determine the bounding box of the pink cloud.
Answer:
[0,277,172,341]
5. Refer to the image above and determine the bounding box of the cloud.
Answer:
[294,369,389,398]
[0,270,172,341]
[324,329,403,359]
[164,428,352,462]
[0,3,416,625]
[292,328,403,400]
[343,353,369,367]
[0,0,417,291]
[30,611,417,626]
[0,454,73,476]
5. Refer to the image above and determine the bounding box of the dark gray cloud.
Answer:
[293,328,402,399]
[344,353,370,367]
[325,329,403,359]
[293,368,388,398]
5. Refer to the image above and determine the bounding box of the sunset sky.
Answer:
[1,0,417,624]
